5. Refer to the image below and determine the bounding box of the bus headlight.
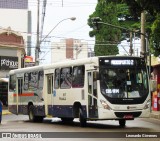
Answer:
[100,100,112,110]
[143,100,151,110]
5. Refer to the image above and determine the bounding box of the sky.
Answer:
[28,0,141,64]
[118,38,141,56]
[28,0,97,64]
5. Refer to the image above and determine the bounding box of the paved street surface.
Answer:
[0,114,160,141]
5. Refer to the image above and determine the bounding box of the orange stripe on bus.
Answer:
[13,93,34,97]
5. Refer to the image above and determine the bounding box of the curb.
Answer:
[150,113,160,120]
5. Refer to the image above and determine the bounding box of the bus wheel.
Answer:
[119,119,126,127]
[79,108,86,127]
[37,116,44,122]
[29,105,36,122]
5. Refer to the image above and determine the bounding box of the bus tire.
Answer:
[36,116,44,122]
[119,119,126,127]
[79,108,86,127]
[28,105,36,122]
[61,118,74,122]
[29,105,44,122]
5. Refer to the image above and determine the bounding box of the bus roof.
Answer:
[9,56,143,75]
[9,57,98,75]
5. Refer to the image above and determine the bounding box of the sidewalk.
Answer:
[2,109,11,115]
[150,111,160,120]
[2,106,11,115]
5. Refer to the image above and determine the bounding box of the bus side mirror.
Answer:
[93,71,99,80]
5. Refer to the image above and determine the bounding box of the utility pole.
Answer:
[35,0,40,65]
[129,31,133,56]
[140,11,146,56]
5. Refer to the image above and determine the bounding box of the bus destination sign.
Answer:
[102,59,134,66]
[110,60,134,65]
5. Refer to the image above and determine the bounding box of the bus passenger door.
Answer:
[17,77,23,114]
[88,72,98,118]
[45,74,53,116]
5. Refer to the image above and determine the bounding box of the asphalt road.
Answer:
[0,114,160,141]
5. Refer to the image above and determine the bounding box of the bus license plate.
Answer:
[123,115,133,119]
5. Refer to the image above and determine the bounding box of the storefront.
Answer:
[151,64,160,111]
[0,27,25,106]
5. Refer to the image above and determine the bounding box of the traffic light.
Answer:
[91,17,102,30]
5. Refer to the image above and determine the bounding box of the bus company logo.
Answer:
[127,106,137,110]
[1,133,42,139]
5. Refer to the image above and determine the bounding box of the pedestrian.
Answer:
[0,100,3,124]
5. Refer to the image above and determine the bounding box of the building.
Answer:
[0,0,32,56]
[150,56,160,111]
[51,38,91,63]
[0,27,25,106]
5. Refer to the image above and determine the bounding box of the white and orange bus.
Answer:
[8,56,150,127]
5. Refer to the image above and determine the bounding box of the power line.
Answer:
[28,0,97,7]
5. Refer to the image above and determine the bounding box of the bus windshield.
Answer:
[100,68,148,99]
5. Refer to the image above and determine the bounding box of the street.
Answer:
[0,114,160,141]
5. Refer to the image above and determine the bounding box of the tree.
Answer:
[88,0,160,56]
[151,14,160,56]
[123,0,160,56]
[88,0,121,56]
[125,0,160,16]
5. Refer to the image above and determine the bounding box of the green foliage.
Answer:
[123,0,160,56]
[117,3,141,38]
[88,0,121,56]
[88,0,160,56]
[150,14,160,56]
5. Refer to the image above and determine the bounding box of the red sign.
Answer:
[24,56,33,62]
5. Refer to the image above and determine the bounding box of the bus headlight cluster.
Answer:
[143,100,151,110]
[100,100,112,110]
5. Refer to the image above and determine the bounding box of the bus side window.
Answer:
[28,71,38,90]
[60,67,72,89]
[93,71,97,97]
[24,73,29,91]
[72,65,85,88]
[88,72,92,94]
[9,75,16,92]
[38,71,44,90]
[47,75,52,94]
[54,69,60,89]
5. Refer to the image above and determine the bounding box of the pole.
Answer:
[140,11,146,56]
[35,0,40,66]
[129,31,133,56]
[37,17,76,63]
